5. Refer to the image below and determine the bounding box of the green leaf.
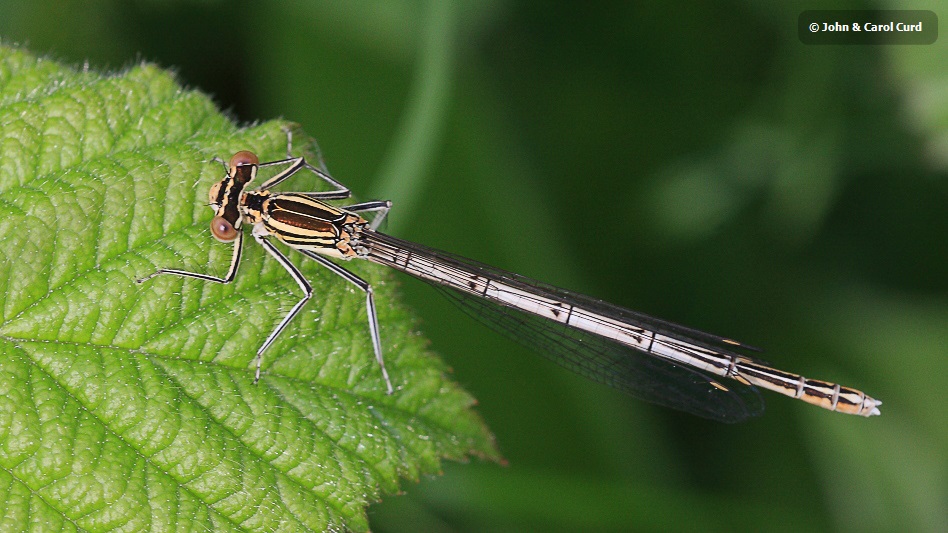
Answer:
[0,45,497,532]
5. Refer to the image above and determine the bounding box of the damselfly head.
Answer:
[205,149,260,242]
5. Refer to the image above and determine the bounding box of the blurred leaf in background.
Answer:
[1,0,945,531]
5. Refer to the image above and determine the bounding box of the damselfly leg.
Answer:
[298,248,391,393]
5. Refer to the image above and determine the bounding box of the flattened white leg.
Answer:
[299,249,394,394]
[253,232,313,382]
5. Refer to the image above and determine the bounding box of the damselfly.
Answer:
[138,131,881,422]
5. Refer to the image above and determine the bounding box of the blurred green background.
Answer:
[2,0,944,531]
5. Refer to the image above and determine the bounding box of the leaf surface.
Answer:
[0,46,497,532]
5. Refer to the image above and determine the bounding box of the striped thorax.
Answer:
[245,192,365,259]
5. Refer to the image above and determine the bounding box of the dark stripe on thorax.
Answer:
[269,196,347,222]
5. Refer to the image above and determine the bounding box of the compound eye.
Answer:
[210,216,239,242]
[229,150,259,168]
